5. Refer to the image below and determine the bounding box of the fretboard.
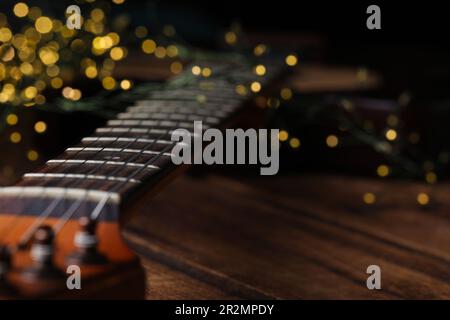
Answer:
[1,60,283,219]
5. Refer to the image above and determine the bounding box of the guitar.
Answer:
[0,59,283,299]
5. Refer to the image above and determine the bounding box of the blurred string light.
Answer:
[272,74,440,207]
[285,54,298,67]
[0,2,438,213]
[363,192,376,205]
[1,0,192,168]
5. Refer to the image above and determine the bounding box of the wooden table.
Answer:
[123,171,450,299]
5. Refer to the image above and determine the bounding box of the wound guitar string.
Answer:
[51,125,176,234]
[17,125,171,245]
[48,65,240,235]
[0,78,190,245]
[89,129,178,222]
[0,60,274,258]
[20,65,237,239]
[1,124,150,248]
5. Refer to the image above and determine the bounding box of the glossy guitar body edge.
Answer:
[0,213,145,299]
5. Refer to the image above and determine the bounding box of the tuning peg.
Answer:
[20,225,65,282]
[0,246,17,295]
[66,216,107,265]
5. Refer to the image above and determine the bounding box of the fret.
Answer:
[19,176,122,193]
[94,127,201,139]
[116,112,221,125]
[93,128,177,142]
[126,105,229,118]
[4,60,285,209]
[96,127,170,137]
[96,127,169,135]
[23,173,141,184]
[134,99,238,113]
[146,90,242,101]
[106,119,210,130]
[59,147,171,169]
[80,137,175,152]
[0,187,120,204]
[82,136,173,145]
[44,159,160,182]
[118,112,190,120]
[47,159,160,170]
[66,147,173,157]
[149,84,241,94]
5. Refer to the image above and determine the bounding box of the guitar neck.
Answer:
[1,59,284,221]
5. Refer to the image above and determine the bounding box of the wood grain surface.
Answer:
[123,171,450,299]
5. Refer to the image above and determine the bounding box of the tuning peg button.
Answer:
[66,217,107,265]
[0,246,17,295]
[20,225,65,282]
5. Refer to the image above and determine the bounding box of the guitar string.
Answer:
[62,74,247,227]
[90,133,178,221]
[35,75,233,233]
[0,137,103,244]
[6,68,249,249]
[19,109,191,241]
[7,103,193,248]
[3,134,125,250]
[0,81,184,244]
[53,125,178,233]
[16,124,168,246]
[14,130,135,247]
[87,85,242,222]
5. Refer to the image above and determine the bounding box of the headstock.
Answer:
[0,193,145,299]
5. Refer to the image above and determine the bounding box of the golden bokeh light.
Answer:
[235,84,247,96]
[363,192,376,205]
[135,26,147,38]
[154,46,166,59]
[425,172,437,184]
[285,54,298,66]
[278,130,289,142]
[224,31,237,45]
[326,135,339,148]
[385,129,397,141]
[254,65,266,76]
[0,28,13,42]
[289,137,301,149]
[280,88,293,100]
[201,67,212,78]
[85,66,98,78]
[102,77,116,90]
[254,44,267,56]
[51,77,63,89]
[170,61,183,74]
[14,3,29,18]
[6,114,18,126]
[34,121,47,133]
[120,79,131,90]
[110,47,124,60]
[166,45,179,58]
[377,164,390,177]
[24,86,38,99]
[27,150,39,161]
[35,17,53,34]
[417,193,429,206]
[250,81,261,93]
[10,132,22,143]
[142,39,156,54]
[191,65,201,76]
